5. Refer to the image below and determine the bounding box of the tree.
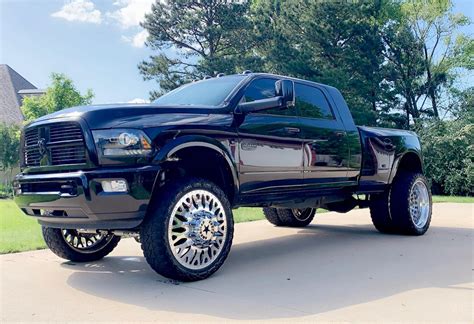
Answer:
[416,87,473,196]
[250,0,389,125]
[139,0,261,99]
[401,0,471,119]
[138,0,472,129]
[0,123,20,197]
[21,73,93,122]
[0,124,20,172]
[380,18,426,127]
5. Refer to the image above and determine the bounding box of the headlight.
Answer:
[92,129,153,165]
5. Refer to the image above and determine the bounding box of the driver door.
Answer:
[236,78,304,194]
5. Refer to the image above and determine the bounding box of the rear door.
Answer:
[237,77,304,194]
[295,82,353,187]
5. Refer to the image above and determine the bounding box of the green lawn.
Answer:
[432,196,474,203]
[0,199,47,254]
[1,195,472,254]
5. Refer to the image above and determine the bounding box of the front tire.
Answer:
[42,227,120,262]
[140,178,234,281]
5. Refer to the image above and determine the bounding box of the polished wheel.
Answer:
[42,226,121,262]
[61,229,114,253]
[408,179,430,228]
[273,207,316,227]
[168,189,227,270]
[291,208,315,222]
[370,172,432,235]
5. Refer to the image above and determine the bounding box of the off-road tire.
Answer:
[42,227,121,262]
[390,172,432,235]
[264,208,316,227]
[277,208,316,227]
[369,190,396,234]
[370,172,432,235]
[263,207,283,226]
[140,178,234,282]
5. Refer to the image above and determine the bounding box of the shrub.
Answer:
[418,119,474,196]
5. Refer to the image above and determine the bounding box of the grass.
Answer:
[0,199,46,254]
[1,195,472,254]
[432,196,474,203]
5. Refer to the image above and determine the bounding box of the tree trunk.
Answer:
[423,45,439,119]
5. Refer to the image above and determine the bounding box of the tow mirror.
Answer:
[236,79,295,114]
[276,80,295,107]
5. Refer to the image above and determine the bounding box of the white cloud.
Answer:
[108,0,155,29]
[52,0,102,24]
[122,29,149,48]
[52,0,154,48]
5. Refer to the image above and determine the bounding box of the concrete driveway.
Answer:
[1,203,472,322]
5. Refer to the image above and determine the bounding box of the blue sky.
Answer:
[1,0,473,104]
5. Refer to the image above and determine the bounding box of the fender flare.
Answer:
[153,135,239,194]
[388,149,423,184]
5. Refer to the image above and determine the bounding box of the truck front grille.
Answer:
[24,122,87,167]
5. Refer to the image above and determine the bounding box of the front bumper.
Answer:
[14,166,161,230]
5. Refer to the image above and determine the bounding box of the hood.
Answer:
[33,103,230,129]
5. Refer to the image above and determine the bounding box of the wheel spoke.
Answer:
[409,180,430,228]
[61,229,112,253]
[168,189,227,270]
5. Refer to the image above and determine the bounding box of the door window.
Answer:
[295,83,334,120]
[242,78,297,116]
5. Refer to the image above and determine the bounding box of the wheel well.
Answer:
[396,152,423,175]
[164,146,236,203]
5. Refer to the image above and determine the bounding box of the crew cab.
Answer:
[14,73,432,281]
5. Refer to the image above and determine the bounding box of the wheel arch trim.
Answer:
[152,135,239,194]
[388,149,424,184]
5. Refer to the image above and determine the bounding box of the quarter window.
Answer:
[295,83,334,119]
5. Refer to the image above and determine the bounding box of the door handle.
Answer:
[334,131,346,138]
[284,127,300,134]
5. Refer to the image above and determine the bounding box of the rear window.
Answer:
[295,83,334,119]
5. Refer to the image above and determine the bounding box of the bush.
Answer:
[418,119,474,196]
[0,123,21,198]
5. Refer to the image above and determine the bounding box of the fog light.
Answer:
[101,179,128,193]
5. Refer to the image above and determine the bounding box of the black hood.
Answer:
[33,103,231,129]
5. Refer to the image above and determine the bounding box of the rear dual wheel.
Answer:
[263,207,316,227]
[370,172,432,235]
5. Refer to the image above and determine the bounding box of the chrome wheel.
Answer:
[409,179,430,228]
[61,229,113,253]
[168,189,227,270]
[291,208,315,222]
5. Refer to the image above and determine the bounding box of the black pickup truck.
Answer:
[14,73,432,281]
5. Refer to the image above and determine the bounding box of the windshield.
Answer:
[153,75,246,107]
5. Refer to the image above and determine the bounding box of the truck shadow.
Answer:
[63,223,472,320]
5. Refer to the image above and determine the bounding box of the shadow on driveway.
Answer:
[62,223,472,320]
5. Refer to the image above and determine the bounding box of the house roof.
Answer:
[0,64,38,124]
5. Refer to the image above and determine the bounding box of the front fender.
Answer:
[152,135,239,193]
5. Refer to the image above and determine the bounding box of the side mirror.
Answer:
[236,79,295,114]
[275,80,295,107]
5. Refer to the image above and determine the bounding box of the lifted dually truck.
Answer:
[14,73,432,281]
